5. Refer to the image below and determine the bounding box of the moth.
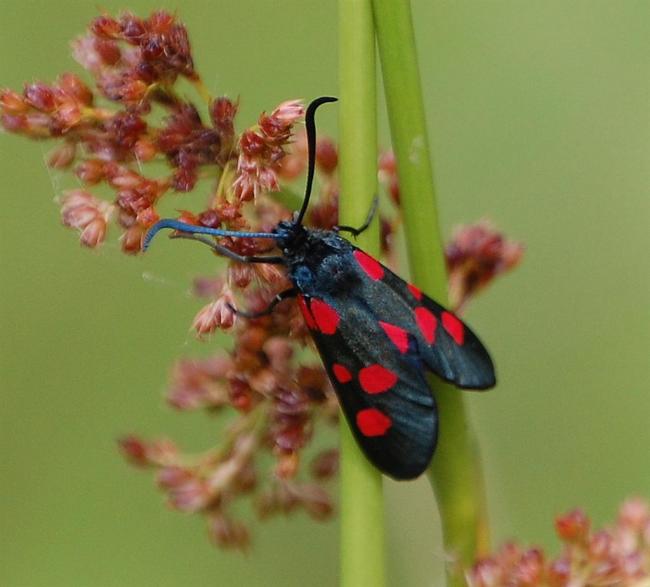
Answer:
[145,96,495,480]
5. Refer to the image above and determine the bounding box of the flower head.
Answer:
[445,220,524,311]
[466,498,650,587]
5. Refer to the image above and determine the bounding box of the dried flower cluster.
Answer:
[2,10,522,551]
[467,498,650,587]
[446,220,524,311]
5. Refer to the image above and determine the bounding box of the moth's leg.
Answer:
[333,195,379,237]
[169,233,285,264]
[229,288,298,319]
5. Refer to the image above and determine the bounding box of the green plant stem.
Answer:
[338,1,385,586]
[372,0,490,583]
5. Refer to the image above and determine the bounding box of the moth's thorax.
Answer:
[279,226,357,294]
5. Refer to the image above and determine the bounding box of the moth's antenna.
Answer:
[143,220,278,252]
[295,96,338,227]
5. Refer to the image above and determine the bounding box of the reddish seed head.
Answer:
[80,218,107,247]
[259,100,304,141]
[47,142,77,169]
[210,96,238,134]
[119,13,146,43]
[91,16,122,39]
[192,288,237,335]
[297,484,333,520]
[133,138,157,161]
[167,476,212,512]
[275,452,299,479]
[240,130,267,157]
[618,497,650,530]
[208,514,251,552]
[121,224,146,254]
[24,83,57,112]
[75,160,106,184]
[58,73,94,106]
[513,548,544,586]
[555,508,590,543]
[446,220,524,311]
[316,137,338,174]
[310,449,339,480]
[198,209,221,228]
[0,89,28,114]
[263,337,294,371]
[118,435,150,466]
[588,530,612,559]
[60,189,113,248]
[94,38,122,66]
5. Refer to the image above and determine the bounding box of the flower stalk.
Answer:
[372,0,490,582]
[339,0,386,586]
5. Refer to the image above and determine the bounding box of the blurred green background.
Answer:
[1,1,648,585]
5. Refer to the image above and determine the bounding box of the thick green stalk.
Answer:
[372,0,489,582]
[338,1,385,586]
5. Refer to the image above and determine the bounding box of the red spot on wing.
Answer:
[353,250,384,280]
[332,363,352,384]
[415,307,437,344]
[359,364,398,394]
[297,295,317,330]
[408,283,422,300]
[310,298,340,335]
[379,321,409,354]
[356,408,392,437]
[442,311,465,345]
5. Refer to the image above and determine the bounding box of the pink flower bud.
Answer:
[24,83,56,112]
[75,160,106,184]
[80,217,107,247]
[120,224,146,254]
[168,476,211,512]
[59,190,113,248]
[619,497,650,530]
[192,288,237,336]
[47,142,77,169]
[270,99,304,126]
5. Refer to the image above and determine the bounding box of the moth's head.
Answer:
[273,219,307,253]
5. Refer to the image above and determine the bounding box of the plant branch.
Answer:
[372,0,490,583]
[338,0,386,586]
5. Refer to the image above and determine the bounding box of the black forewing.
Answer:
[303,293,438,480]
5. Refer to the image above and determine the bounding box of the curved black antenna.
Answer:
[294,96,338,227]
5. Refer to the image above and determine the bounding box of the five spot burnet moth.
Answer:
[144,97,496,480]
